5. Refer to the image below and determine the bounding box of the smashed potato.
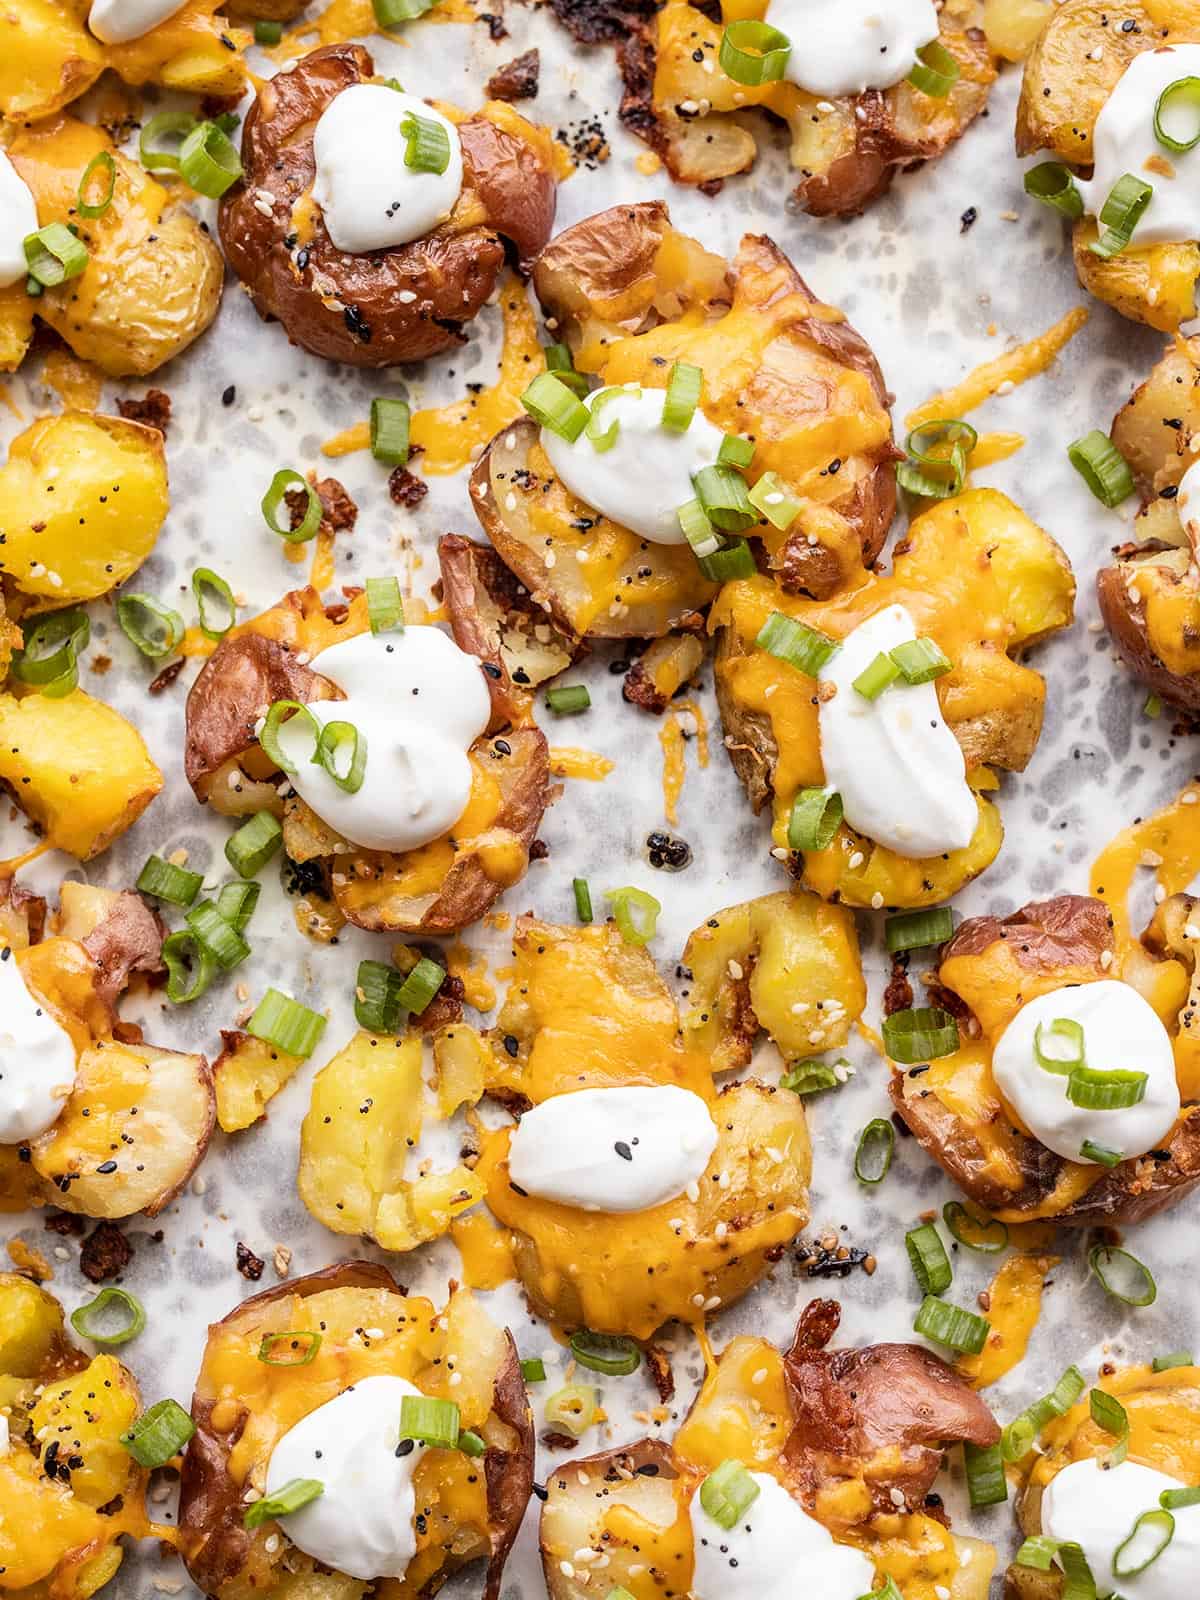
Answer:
[472,202,897,640]
[713,486,1075,907]
[179,1266,533,1600]
[213,1029,303,1134]
[0,413,168,603]
[2,115,223,377]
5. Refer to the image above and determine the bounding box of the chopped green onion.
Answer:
[522,373,589,441]
[1113,1507,1175,1579]
[546,685,591,715]
[1161,1484,1200,1508]
[1067,1066,1147,1109]
[1145,691,1163,719]
[259,699,318,775]
[70,1288,146,1347]
[718,18,791,85]
[116,593,184,661]
[179,120,243,198]
[886,908,955,953]
[697,539,757,581]
[312,719,367,794]
[606,1590,637,1600]
[693,463,756,533]
[543,343,588,397]
[781,1060,843,1096]
[852,652,900,701]
[372,0,438,25]
[136,855,202,907]
[913,1295,990,1356]
[162,931,215,1005]
[585,394,623,456]
[520,1357,546,1384]
[1002,1366,1086,1462]
[787,787,843,852]
[890,636,952,685]
[907,37,960,97]
[1089,173,1153,258]
[544,1383,595,1437]
[1155,75,1200,152]
[573,877,593,924]
[569,1330,641,1377]
[662,361,702,432]
[185,899,250,970]
[400,1394,460,1449]
[192,567,237,640]
[354,959,407,1033]
[717,434,754,469]
[248,989,326,1057]
[1089,1244,1157,1307]
[1024,161,1085,219]
[1015,1536,1061,1571]
[1033,1016,1086,1075]
[366,576,405,634]
[1089,1387,1129,1467]
[854,1118,895,1185]
[882,1006,960,1064]
[139,110,196,172]
[262,468,322,543]
[856,1584,902,1600]
[905,1223,952,1295]
[964,1440,1007,1508]
[244,1478,324,1529]
[942,1201,1008,1253]
[1153,1350,1194,1372]
[399,111,451,174]
[257,1331,322,1366]
[395,957,445,1015]
[1079,1139,1124,1167]
[1057,1542,1096,1600]
[253,17,282,41]
[756,611,839,675]
[606,886,660,946]
[459,1430,486,1457]
[216,880,260,934]
[897,419,977,500]
[121,1398,196,1468]
[24,222,88,287]
[370,398,410,466]
[77,151,116,218]
[10,608,89,696]
[225,812,283,878]
[747,471,801,531]
[1067,430,1135,507]
[698,1459,761,1529]
[679,497,721,559]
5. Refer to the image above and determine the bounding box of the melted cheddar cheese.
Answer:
[1028,1365,1200,1502]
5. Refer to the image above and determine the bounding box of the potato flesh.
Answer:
[31,1354,140,1508]
[214,1033,304,1134]
[0,1274,65,1377]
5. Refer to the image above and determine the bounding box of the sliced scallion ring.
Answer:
[23,223,88,288]
[1152,1350,1194,1372]
[1067,430,1135,507]
[693,463,756,532]
[1079,1138,1123,1167]
[366,575,405,633]
[257,1330,322,1366]
[522,372,589,441]
[137,855,202,907]
[573,877,593,924]
[1089,1243,1157,1307]
[717,433,754,469]
[1161,1484,1200,1508]
[70,1287,146,1346]
[261,468,322,543]
[225,812,283,878]
[259,698,319,775]
[755,611,839,675]
[185,899,251,971]
[1113,1507,1175,1579]
[544,1383,595,1438]
[77,151,116,218]
[1033,1015,1086,1075]
[605,886,661,946]
[1154,75,1200,153]
[964,1440,1007,1508]
[907,37,961,97]
[162,930,216,1004]
[354,958,407,1032]
[192,567,237,640]
[881,1006,959,1064]
[718,19,791,86]
[372,0,438,25]
[458,1430,486,1457]
[569,1330,641,1376]
[1066,1065,1147,1109]
[890,636,951,685]
[913,1294,990,1355]
[11,608,90,695]
[1089,1387,1129,1467]
[1001,1365,1086,1463]
[116,593,184,660]
[787,786,843,852]
[852,651,901,701]
[697,538,757,581]
[544,342,588,397]
[216,880,260,934]
[312,719,367,794]
[662,361,702,432]
[905,1222,952,1294]
[898,419,977,500]
[942,1201,1008,1253]
[121,1397,196,1468]
[585,386,625,453]
[1056,1542,1096,1599]
[856,1583,902,1600]
[244,1477,324,1529]
[748,470,802,531]
[679,497,721,559]
[1089,172,1153,258]
[1015,1537,1061,1571]
[370,397,410,465]
[1024,160,1085,218]
[139,111,197,172]
[399,111,451,174]
[400,1394,460,1448]
[698,1459,761,1528]
[886,907,955,953]
[395,956,445,1015]
[179,120,243,198]
[248,988,327,1056]
[780,1060,842,1095]
[854,1118,895,1185]
[546,684,591,715]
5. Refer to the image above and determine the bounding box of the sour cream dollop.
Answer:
[690,1472,877,1600]
[762,0,938,98]
[87,0,188,42]
[817,604,977,859]
[507,1085,717,1211]
[0,153,38,292]
[265,1376,425,1581]
[1175,458,1200,542]
[1042,1458,1200,1600]
[992,980,1180,1165]
[540,385,727,546]
[0,952,77,1144]
[1076,45,1200,248]
[312,86,464,254]
[272,626,491,854]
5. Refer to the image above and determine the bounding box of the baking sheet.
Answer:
[2,14,1198,1598]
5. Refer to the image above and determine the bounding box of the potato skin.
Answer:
[220,44,557,367]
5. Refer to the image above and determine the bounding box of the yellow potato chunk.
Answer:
[30,1354,140,1508]
[0,689,162,859]
[213,1031,303,1134]
[0,414,168,602]
[0,1274,65,1377]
